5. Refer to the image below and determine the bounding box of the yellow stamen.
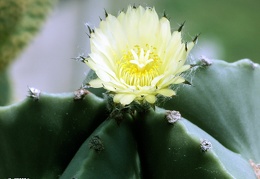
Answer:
[118,45,161,87]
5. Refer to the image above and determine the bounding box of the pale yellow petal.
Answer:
[91,37,123,68]
[113,94,125,103]
[159,17,171,41]
[159,76,185,88]
[173,76,186,84]
[89,78,125,91]
[174,65,191,74]
[102,83,117,92]
[139,7,159,46]
[113,94,136,105]
[95,70,111,82]
[145,95,156,103]
[186,41,194,53]
[101,15,127,52]
[157,17,171,55]
[89,52,115,73]
[123,7,142,46]
[120,94,136,105]
[84,5,195,105]
[157,89,176,97]
[151,75,164,86]
[166,44,186,73]
[89,78,103,88]
[165,31,182,60]
[85,59,96,70]
[117,10,126,23]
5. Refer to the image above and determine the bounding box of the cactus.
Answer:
[0,59,259,178]
[0,0,56,70]
[0,69,11,105]
[0,3,259,178]
[0,0,56,105]
[0,91,107,178]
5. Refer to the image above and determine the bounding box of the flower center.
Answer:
[129,48,154,69]
[118,45,161,87]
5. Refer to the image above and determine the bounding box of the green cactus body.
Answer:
[163,59,260,161]
[135,108,255,178]
[60,114,141,178]
[0,92,107,178]
[0,69,11,105]
[0,59,259,178]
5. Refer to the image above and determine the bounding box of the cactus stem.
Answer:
[200,139,212,152]
[166,110,181,124]
[249,159,260,179]
[200,56,213,66]
[89,135,104,153]
[250,62,259,70]
[109,104,132,125]
[74,87,89,100]
[191,56,212,68]
[27,86,41,100]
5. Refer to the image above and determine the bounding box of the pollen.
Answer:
[118,45,162,87]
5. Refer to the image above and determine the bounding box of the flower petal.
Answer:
[113,94,125,103]
[95,70,111,82]
[84,6,195,105]
[151,75,165,87]
[89,78,103,88]
[139,7,159,46]
[145,95,156,104]
[120,94,136,105]
[114,94,136,105]
[159,76,185,88]
[175,65,191,74]
[157,17,171,55]
[157,89,176,97]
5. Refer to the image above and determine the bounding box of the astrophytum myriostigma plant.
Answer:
[85,6,197,105]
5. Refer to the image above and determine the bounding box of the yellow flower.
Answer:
[85,6,195,105]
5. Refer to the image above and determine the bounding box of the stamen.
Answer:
[118,45,161,87]
[130,48,154,69]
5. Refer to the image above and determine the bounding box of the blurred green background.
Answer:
[1,0,260,103]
